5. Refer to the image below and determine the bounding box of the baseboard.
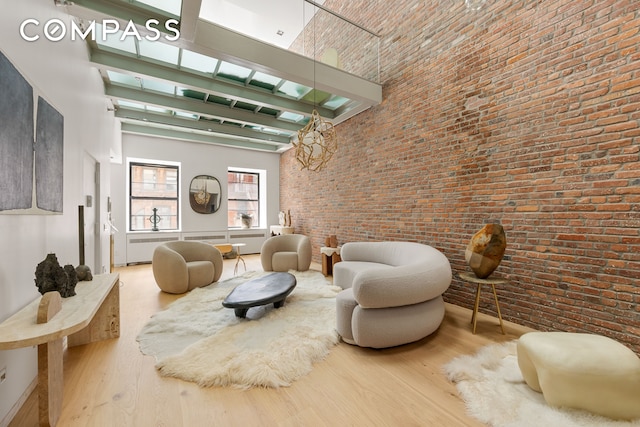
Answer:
[0,376,37,427]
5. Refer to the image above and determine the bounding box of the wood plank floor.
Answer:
[10,255,534,426]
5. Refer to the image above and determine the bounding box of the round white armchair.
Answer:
[334,241,452,348]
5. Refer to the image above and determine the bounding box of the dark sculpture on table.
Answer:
[35,253,79,298]
[76,264,93,281]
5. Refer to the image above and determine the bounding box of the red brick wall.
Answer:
[280,0,640,353]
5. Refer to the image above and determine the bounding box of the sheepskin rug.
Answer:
[137,270,341,388]
[443,340,640,427]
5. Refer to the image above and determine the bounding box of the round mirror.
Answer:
[189,175,221,214]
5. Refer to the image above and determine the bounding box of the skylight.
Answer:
[139,38,180,64]
[180,50,219,74]
[129,0,182,16]
[78,0,381,152]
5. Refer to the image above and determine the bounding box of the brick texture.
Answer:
[280,0,640,354]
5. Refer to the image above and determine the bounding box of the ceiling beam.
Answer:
[106,84,302,133]
[115,107,291,145]
[121,122,283,152]
[90,48,335,118]
[179,0,201,42]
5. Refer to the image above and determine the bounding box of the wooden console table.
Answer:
[0,273,120,426]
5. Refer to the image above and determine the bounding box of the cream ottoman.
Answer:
[517,332,640,420]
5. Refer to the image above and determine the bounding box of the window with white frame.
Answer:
[129,161,179,231]
[227,170,260,228]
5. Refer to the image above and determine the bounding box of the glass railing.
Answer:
[199,0,380,83]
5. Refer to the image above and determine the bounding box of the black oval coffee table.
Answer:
[222,272,297,318]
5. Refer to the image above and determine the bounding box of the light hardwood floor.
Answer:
[10,255,533,426]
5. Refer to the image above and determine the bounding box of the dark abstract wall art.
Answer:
[0,50,34,211]
[35,96,64,212]
[0,49,64,214]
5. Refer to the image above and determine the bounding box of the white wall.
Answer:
[111,133,282,265]
[0,1,116,423]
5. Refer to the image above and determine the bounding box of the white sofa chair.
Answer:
[260,234,312,272]
[334,241,452,348]
[152,241,223,294]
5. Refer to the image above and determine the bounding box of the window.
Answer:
[227,170,259,228]
[129,162,179,231]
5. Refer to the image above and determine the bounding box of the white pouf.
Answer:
[517,332,640,420]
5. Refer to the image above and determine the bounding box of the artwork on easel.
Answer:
[0,49,64,214]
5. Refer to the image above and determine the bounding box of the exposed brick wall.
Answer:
[280,0,640,354]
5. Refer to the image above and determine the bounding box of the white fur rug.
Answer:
[137,270,341,388]
[443,341,640,427]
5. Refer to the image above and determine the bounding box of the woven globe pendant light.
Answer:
[292,3,339,172]
[293,108,338,171]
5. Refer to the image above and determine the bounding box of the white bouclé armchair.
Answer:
[333,241,452,348]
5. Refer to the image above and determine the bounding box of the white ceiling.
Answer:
[199,0,325,49]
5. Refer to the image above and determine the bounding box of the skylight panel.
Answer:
[138,39,180,65]
[180,49,219,74]
[179,88,207,101]
[279,111,305,122]
[107,71,142,88]
[259,107,279,117]
[260,127,280,135]
[278,81,312,99]
[323,95,350,110]
[117,100,146,110]
[132,0,182,16]
[95,24,137,54]
[200,116,223,124]
[146,105,171,114]
[248,125,292,137]
[234,100,258,112]
[217,61,252,82]
[174,111,199,120]
[302,88,331,105]
[207,95,233,106]
[223,121,243,128]
[142,79,176,95]
[249,72,283,91]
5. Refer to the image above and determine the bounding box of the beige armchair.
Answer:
[260,234,312,272]
[152,241,223,294]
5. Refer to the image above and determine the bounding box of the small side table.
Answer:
[232,243,246,275]
[320,246,341,276]
[458,271,506,335]
[213,243,233,257]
